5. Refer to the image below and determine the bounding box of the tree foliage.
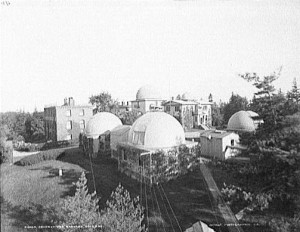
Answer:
[60,172,101,232]
[60,173,145,232]
[235,70,300,223]
[89,92,118,113]
[102,184,145,232]
[0,110,45,143]
[239,70,282,128]
[211,101,225,128]
[223,93,248,124]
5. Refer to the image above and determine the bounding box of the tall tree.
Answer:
[240,69,285,128]
[223,93,249,124]
[89,92,118,113]
[60,172,101,232]
[286,78,300,114]
[208,93,213,103]
[211,101,225,128]
[102,184,145,232]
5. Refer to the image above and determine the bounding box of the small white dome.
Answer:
[136,85,161,100]
[227,111,258,132]
[128,112,185,149]
[86,112,122,138]
[181,92,194,101]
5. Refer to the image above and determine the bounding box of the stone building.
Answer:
[81,112,123,158]
[163,96,213,130]
[131,85,163,114]
[44,97,93,142]
[115,112,197,184]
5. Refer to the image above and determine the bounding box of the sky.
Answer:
[1,0,300,112]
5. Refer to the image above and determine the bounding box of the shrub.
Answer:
[17,148,66,166]
[60,172,101,232]
[102,184,146,232]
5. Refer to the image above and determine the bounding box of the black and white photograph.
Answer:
[1,0,300,231]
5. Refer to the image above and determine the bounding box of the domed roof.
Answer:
[181,92,194,101]
[227,111,258,132]
[128,112,185,149]
[86,112,122,138]
[136,85,162,100]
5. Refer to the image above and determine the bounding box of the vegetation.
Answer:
[102,184,145,232]
[60,172,146,232]
[16,148,66,166]
[60,172,101,232]
[208,70,300,231]
[0,110,45,143]
[89,92,118,113]
[222,93,249,125]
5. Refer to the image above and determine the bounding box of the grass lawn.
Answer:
[1,147,228,232]
[1,155,85,232]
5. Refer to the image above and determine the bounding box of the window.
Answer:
[166,105,170,111]
[203,106,207,111]
[139,157,142,166]
[66,120,72,130]
[175,106,180,111]
[79,109,84,116]
[122,150,127,161]
[133,131,145,145]
[231,139,235,146]
[65,110,71,117]
[80,120,85,129]
[66,134,72,140]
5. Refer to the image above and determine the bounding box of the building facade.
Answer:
[131,85,163,114]
[115,112,197,184]
[44,97,93,142]
[81,112,123,158]
[163,99,213,130]
[199,130,242,160]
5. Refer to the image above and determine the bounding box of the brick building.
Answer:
[44,97,93,142]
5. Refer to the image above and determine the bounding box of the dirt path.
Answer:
[199,162,244,232]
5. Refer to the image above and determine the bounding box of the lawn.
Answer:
[1,147,227,232]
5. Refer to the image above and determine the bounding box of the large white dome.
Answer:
[227,111,258,132]
[136,85,161,100]
[86,112,122,138]
[128,112,185,149]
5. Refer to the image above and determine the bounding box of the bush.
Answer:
[41,141,70,151]
[16,148,66,166]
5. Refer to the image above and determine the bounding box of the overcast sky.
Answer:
[1,0,300,112]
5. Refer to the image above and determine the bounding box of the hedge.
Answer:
[16,148,66,166]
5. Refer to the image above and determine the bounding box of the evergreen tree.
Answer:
[60,172,101,232]
[211,101,224,128]
[240,70,283,128]
[208,93,213,102]
[286,78,300,114]
[102,184,145,232]
[223,93,248,124]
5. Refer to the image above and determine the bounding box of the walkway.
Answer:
[199,162,243,232]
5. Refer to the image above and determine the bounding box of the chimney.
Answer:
[171,96,174,100]
[68,97,75,106]
[127,101,129,106]
[122,101,124,106]
[64,98,68,105]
